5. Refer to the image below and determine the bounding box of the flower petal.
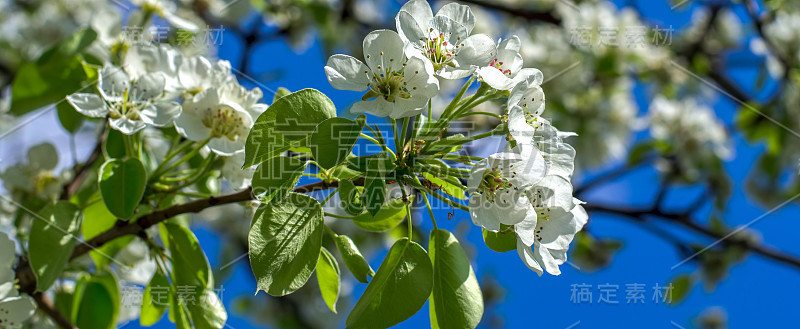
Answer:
[396,0,433,40]
[130,72,166,102]
[440,34,495,79]
[0,296,37,324]
[109,117,146,135]
[435,2,475,34]
[209,137,246,156]
[140,102,181,127]
[403,55,439,98]
[396,11,425,47]
[178,55,213,90]
[514,209,538,247]
[98,65,130,102]
[516,238,543,275]
[478,66,514,90]
[363,30,405,73]
[324,54,370,92]
[351,99,393,118]
[67,93,108,118]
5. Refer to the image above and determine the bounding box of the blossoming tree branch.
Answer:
[2,0,800,328]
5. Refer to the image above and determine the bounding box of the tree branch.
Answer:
[32,292,77,329]
[584,203,800,271]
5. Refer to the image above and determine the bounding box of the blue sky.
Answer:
[2,0,798,328]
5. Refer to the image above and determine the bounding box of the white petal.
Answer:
[516,238,543,275]
[435,2,475,33]
[109,117,146,135]
[175,111,212,141]
[140,102,181,126]
[390,97,427,119]
[514,211,538,246]
[351,99,393,118]
[163,12,200,32]
[507,106,535,143]
[467,158,491,194]
[67,93,108,118]
[98,65,130,102]
[478,66,514,90]
[324,55,370,92]
[532,175,574,220]
[178,55,213,90]
[396,0,433,40]
[0,281,17,300]
[498,35,522,53]
[403,55,439,98]
[469,194,501,232]
[0,233,13,268]
[430,15,469,47]
[396,11,425,47]
[363,30,405,73]
[444,34,495,78]
[535,243,562,275]
[130,72,166,102]
[0,296,36,324]
[209,137,245,156]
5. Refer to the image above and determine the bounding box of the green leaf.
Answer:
[429,229,483,329]
[249,193,324,296]
[29,201,82,292]
[104,129,127,159]
[245,88,335,167]
[668,274,693,305]
[251,156,307,204]
[316,247,341,314]
[352,197,411,232]
[11,28,97,115]
[422,172,467,200]
[346,238,433,329]
[140,270,169,326]
[82,194,133,268]
[187,289,228,329]
[162,223,213,289]
[310,116,364,169]
[99,158,147,219]
[57,101,84,133]
[363,156,388,217]
[334,235,374,283]
[482,228,516,253]
[337,179,364,216]
[72,271,119,329]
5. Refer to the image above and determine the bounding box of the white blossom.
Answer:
[395,0,495,79]
[67,65,182,135]
[0,233,36,328]
[324,29,439,118]
[131,0,199,32]
[222,151,256,191]
[477,36,541,90]
[175,78,267,155]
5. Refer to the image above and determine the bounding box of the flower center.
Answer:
[421,30,462,72]
[362,51,415,103]
[202,105,246,141]
[478,166,514,201]
[490,58,512,76]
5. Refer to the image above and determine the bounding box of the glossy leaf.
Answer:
[29,201,82,292]
[337,179,364,216]
[162,223,213,289]
[316,247,341,313]
[353,197,411,232]
[140,270,169,326]
[187,289,227,329]
[71,271,119,329]
[429,229,483,329]
[482,228,516,253]
[251,156,307,204]
[245,88,335,167]
[346,238,433,329]
[82,193,133,268]
[334,235,374,283]
[99,158,147,219]
[310,116,364,169]
[363,156,388,217]
[249,193,324,296]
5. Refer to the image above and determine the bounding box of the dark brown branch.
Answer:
[33,292,77,329]
[584,204,800,271]
[18,179,357,294]
[60,128,106,201]
[456,0,561,25]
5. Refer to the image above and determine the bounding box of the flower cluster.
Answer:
[67,43,267,189]
[0,233,36,328]
[324,0,585,275]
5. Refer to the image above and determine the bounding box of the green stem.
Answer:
[419,184,469,212]
[321,188,338,206]
[391,118,402,156]
[441,75,475,119]
[359,133,381,146]
[151,138,210,180]
[323,225,337,238]
[452,111,503,120]
[409,176,438,230]
[324,212,356,219]
[401,117,410,145]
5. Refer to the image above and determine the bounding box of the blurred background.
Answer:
[2,0,800,328]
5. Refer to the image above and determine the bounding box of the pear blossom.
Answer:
[477,36,542,90]
[0,233,36,328]
[222,151,256,191]
[0,143,64,199]
[467,143,547,231]
[67,65,182,135]
[175,78,267,156]
[124,43,184,94]
[516,197,587,275]
[178,56,232,95]
[395,0,495,79]
[324,29,439,118]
